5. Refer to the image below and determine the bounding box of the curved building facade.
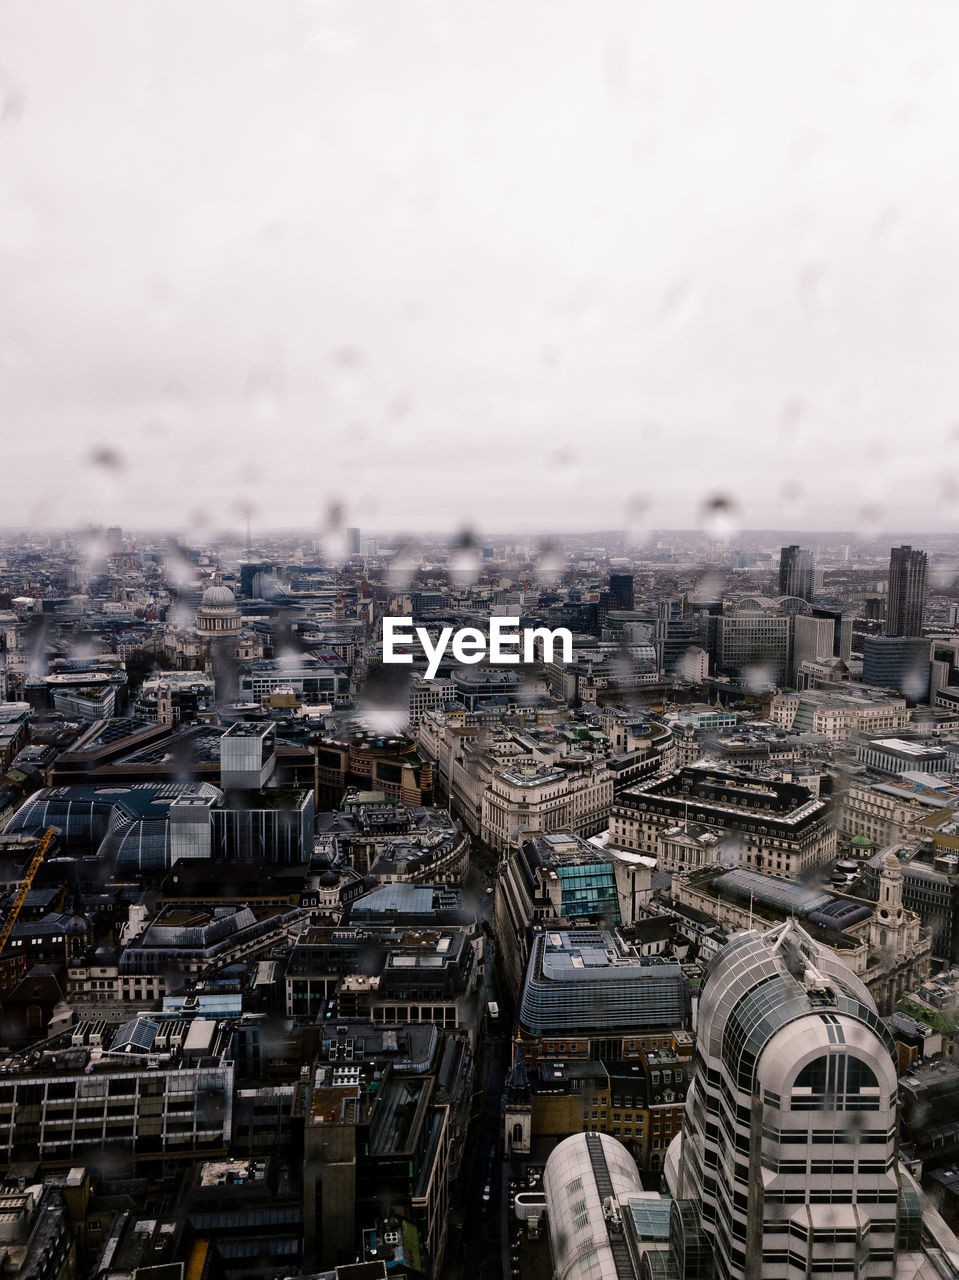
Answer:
[665,920,922,1280]
[543,1132,646,1280]
[518,929,689,1055]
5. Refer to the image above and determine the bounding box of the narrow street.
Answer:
[454,1020,509,1280]
[449,859,513,1280]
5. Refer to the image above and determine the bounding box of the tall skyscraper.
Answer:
[664,911,922,1280]
[609,572,635,611]
[886,544,927,637]
[778,545,814,601]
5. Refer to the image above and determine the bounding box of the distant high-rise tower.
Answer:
[886,544,927,637]
[778,545,813,601]
[609,572,634,611]
[346,527,361,556]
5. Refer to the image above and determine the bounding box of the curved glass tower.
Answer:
[664,920,921,1280]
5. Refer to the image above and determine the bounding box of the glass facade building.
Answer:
[518,930,689,1037]
[663,920,924,1280]
[558,863,621,924]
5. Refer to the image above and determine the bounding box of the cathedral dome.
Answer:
[201,579,237,608]
[196,570,242,638]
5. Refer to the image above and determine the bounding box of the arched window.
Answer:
[512,1123,524,1144]
[790,1054,880,1111]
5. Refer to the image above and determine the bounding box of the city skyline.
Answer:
[3,505,959,1276]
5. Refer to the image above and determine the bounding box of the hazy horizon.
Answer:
[4,523,959,550]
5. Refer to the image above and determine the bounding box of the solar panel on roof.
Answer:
[111,1017,159,1052]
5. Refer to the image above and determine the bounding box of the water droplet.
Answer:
[779,396,806,434]
[245,367,283,424]
[855,503,883,538]
[698,494,740,539]
[690,572,723,605]
[625,494,652,546]
[387,547,417,592]
[88,445,125,471]
[535,540,563,582]
[743,662,777,694]
[387,394,412,421]
[0,68,25,125]
[872,205,902,245]
[450,529,481,584]
[659,278,695,332]
[797,262,826,308]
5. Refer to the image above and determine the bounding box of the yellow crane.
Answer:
[0,826,57,962]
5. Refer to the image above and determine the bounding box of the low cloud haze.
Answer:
[3,1,959,534]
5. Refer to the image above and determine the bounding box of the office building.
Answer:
[856,736,951,776]
[770,688,910,740]
[715,606,790,684]
[0,1016,235,1163]
[886,545,927,637]
[516,928,690,1064]
[284,907,480,1029]
[664,919,925,1280]
[609,573,635,611]
[482,758,614,853]
[5,780,315,872]
[494,831,653,996]
[0,1183,75,1280]
[296,1039,454,1274]
[779,545,814,601]
[313,732,435,807]
[610,766,837,879]
[930,636,959,708]
[862,636,931,701]
[239,654,351,703]
[219,720,276,789]
[792,608,852,684]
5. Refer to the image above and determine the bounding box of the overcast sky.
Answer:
[3,1,959,538]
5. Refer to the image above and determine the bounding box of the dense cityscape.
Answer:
[0,525,957,1277]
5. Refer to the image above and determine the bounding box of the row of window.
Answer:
[762,1252,893,1271]
[763,1189,898,1204]
[761,1155,894,1174]
[762,1124,893,1146]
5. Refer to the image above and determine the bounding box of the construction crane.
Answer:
[0,826,57,961]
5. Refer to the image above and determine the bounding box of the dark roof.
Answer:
[3,963,65,1007]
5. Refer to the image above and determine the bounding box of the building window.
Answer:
[790,1055,881,1112]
